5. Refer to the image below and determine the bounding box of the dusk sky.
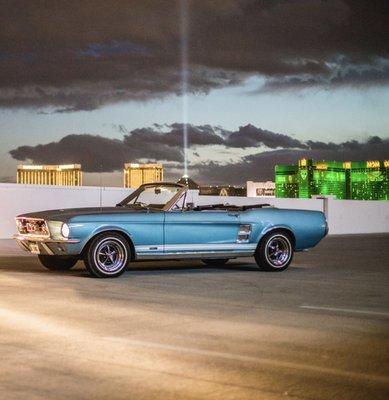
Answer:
[1,0,388,185]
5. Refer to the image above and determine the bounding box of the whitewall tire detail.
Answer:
[255,232,293,271]
[84,233,130,278]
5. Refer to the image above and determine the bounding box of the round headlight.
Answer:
[61,223,70,238]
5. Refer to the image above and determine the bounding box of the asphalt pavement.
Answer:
[0,235,388,400]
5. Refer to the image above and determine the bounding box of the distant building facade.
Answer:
[246,181,275,197]
[176,176,246,196]
[124,163,163,188]
[17,164,82,186]
[200,185,246,196]
[275,159,389,200]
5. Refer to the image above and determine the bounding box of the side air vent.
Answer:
[237,224,251,243]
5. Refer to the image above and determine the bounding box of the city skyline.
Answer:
[7,124,389,187]
[1,1,389,185]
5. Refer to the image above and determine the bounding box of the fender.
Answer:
[80,224,135,259]
[255,224,296,248]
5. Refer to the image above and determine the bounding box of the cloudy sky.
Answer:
[1,0,388,185]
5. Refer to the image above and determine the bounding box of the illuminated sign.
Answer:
[57,164,80,170]
[19,164,80,171]
[366,161,380,168]
[316,163,328,170]
[343,162,351,169]
[20,165,43,170]
[299,159,307,167]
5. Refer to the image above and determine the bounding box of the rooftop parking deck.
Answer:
[0,234,388,399]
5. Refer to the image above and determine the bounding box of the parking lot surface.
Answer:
[0,234,388,400]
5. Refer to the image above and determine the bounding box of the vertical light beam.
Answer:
[180,0,189,177]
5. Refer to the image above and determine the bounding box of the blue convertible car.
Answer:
[14,182,327,278]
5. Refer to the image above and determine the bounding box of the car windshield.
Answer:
[118,184,184,210]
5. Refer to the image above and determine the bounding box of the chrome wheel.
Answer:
[265,235,291,268]
[93,238,128,273]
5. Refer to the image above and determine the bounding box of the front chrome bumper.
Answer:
[13,234,80,256]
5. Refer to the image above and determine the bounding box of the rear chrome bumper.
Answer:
[13,234,80,256]
[324,220,329,236]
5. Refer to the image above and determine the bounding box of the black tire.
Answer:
[84,232,131,278]
[254,231,294,271]
[38,255,78,271]
[202,258,229,267]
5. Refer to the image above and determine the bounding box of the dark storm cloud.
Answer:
[0,0,388,111]
[9,123,229,173]
[123,123,224,147]
[9,133,183,172]
[259,60,389,92]
[9,123,387,177]
[116,123,305,149]
[8,124,221,173]
[225,124,305,149]
[191,137,389,185]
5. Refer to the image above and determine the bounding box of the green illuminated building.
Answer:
[275,159,389,200]
[274,164,299,198]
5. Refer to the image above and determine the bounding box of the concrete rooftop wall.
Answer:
[0,183,388,239]
[193,193,389,235]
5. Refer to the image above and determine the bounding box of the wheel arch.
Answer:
[80,228,136,261]
[257,226,296,251]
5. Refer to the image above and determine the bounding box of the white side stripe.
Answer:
[135,243,257,253]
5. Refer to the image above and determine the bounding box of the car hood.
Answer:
[18,207,151,222]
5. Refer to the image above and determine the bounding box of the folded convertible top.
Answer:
[192,203,272,212]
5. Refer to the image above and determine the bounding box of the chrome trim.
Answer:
[93,236,128,274]
[324,220,329,236]
[13,234,80,244]
[117,182,186,212]
[136,245,164,252]
[164,186,187,211]
[135,243,256,254]
[41,242,54,255]
[165,189,188,212]
[15,239,31,252]
[137,251,254,260]
[164,243,256,251]
[237,224,251,243]
[264,234,292,268]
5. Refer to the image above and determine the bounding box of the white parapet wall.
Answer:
[327,199,389,235]
[0,183,388,239]
[0,183,132,239]
[194,193,389,235]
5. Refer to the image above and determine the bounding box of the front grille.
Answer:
[16,218,49,237]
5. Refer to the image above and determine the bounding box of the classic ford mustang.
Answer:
[14,182,328,278]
